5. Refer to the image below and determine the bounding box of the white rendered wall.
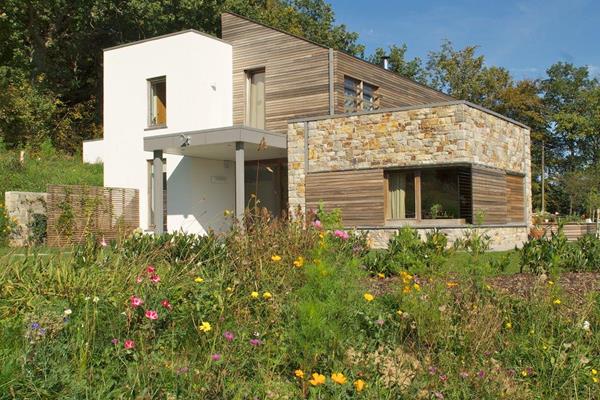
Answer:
[82,139,104,164]
[103,32,233,233]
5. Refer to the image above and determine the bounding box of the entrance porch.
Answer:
[144,125,287,234]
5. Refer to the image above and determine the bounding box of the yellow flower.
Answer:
[403,285,411,294]
[548,280,554,286]
[293,256,304,268]
[353,379,366,392]
[223,209,232,216]
[225,287,233,292]
[377,273,385,279]
[194,277,204,283]
[505,322,512,329]
[318,232,324,239]
[294,369,304,379]
[521,370,528,377]
[592,369,598,375]
[271,255,282,262]
[553,298,561,305]
[396,309,403,316]
[413,283,421,291]
[363,293,374,302]
[446,281,458,288]
[593,376,599,383]
[262,291,272,300]
[198,321,211,333]
[251,291,259,299]
[308,373,326,386]
[331,372,347,384]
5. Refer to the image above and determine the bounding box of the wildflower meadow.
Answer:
[0,212,599,399]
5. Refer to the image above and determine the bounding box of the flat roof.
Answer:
[288,100,530,130]
[103,29,229,52]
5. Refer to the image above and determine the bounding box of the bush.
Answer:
[0,202,15,246]
[27,213,47,245]
[453,227,491,256]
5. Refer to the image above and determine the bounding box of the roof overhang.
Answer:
[143,125,287,161]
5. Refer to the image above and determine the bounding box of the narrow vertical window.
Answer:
[363,83,377,111]
[246,69,265,129]
[387,171,416,219]
[147,159,167,231]
[148,77,166,127]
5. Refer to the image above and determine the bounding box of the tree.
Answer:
[368,45,426,83]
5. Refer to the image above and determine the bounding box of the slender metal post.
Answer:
[541,140,545,214]
[152,150,164,234]
[235,142,245,220]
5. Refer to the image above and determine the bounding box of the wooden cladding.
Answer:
[47,185,139,247]
[334,52,452,114]
[306,169,385,227]
[222,13,330,134]
[221,13,453,134]
[506,174,525,223]
[471,167,508,224]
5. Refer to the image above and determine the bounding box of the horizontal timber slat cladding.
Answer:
[506,174,525,223]
[471,167,508,224]
[334,52,452,113]
[306,169,385,227]
[222,13,330,134]
[46,185,139,247]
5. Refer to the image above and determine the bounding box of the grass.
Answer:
[0,221,598,399]
[0,140,102,198]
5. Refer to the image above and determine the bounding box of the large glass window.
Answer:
[386,167,470,222]
[247,69,265,129]
[148,77,166,127]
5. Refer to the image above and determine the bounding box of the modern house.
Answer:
[83,12,531,250]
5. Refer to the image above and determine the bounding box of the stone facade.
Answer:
[288,101,532,223]
[367,225,529,251]
[5,191,48,247]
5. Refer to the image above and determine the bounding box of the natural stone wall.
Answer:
[5,191,48,247]
[287,102,532,221]
[367,225,529,251]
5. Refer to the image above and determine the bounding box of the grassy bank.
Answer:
[0,221,598,399]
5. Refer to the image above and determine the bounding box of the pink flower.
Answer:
[124,339,135,349]
[312,220,322,229]
[223,331,235,342]
[100,237,107,247]
[130,296,144,308]
[136,276,143,284]
[459,371,469,379]
[375,319,385,326]
[111,338,119,345]
[145,310,158,320]
[334,230,350,240]
[211,353,222,361]
[150,274,160,284]
[146,265,155,274]
[161,299,172,310]
[249,338,262,346]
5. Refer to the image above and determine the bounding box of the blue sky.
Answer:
[328,0,600,80]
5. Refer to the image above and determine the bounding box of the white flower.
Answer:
[84,296,91,301]
[582,320,591,331]
[92,296,100,303]
[64,309,72,316]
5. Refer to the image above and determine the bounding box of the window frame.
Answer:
[343,75,379,113]
[147,76,167,129]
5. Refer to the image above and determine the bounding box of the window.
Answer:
[344,76,379,113]
[386,167,471,222]
[148,77,166,127]
[246,69,265,129]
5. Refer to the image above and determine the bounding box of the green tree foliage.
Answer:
[0,0,362,151]
[368,44,427,83]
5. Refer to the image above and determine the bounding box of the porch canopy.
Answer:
[143,125,287,233]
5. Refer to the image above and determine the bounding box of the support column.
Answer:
[235,142,245,220]
[152,150,164,234]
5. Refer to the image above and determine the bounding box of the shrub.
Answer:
[0,202,16,246]
[453,227,491,256]
[27,213,47,245]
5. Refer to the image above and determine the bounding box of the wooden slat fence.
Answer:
[540,223,598,241]
[46,185,139,247]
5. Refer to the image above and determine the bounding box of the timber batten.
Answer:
[305,169,385,227]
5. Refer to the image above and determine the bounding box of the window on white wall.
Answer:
[147,159,167,231]
[148,77,167,127]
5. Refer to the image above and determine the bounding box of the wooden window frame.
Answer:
[344,75,379,113]
[147,76,167,128]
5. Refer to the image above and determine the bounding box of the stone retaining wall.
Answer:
[5,191,48,247]
[366,225,529,251]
